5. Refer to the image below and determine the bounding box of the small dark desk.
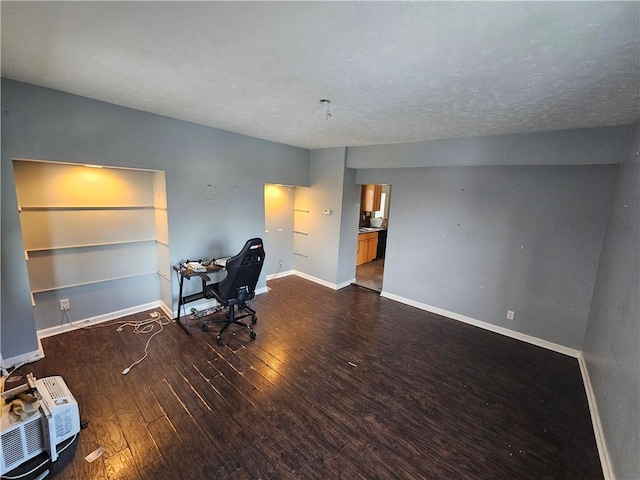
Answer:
[173,263,224,335]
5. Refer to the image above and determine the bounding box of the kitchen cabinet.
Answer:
[357,231,379,265]
[361,184,382,212]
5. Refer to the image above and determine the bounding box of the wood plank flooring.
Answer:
[355,259,384,292]
[10,276,602,479]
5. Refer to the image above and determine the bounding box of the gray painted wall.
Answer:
[348,127,629,169]
[2,78,636,478]
[1,79,309,358]
[294,148,357,286]
[1,175,38,360]
[357,165,615,349]
[336,168,360,285]
[582,120,639,480]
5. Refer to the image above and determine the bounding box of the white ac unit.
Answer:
[0,375,80,476]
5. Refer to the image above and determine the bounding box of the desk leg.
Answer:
[175,273,191,336]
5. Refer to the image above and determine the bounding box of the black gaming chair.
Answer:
[202,238,265,345]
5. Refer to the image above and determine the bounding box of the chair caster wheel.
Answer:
[250,331,257,339]
[251,317,257,325]
[216,336,223,346]
[202,324,208,332]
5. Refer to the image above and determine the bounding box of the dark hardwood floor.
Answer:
[12,276,602,479]
[355,258,384,292]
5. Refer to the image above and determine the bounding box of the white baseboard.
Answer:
[380,291,581,358]
[578,353,614,480]
[336,278,357,290]
[255,285,268,295]
[266,270,294,281]
[379,291,612,477]
[173,286,269,316]
[291,271,355,290]
[173,298,218,318]
[1,339,45,371]
[291,271,335,289]
[22,279,614,479]
[269,275,579,358]
[37,301,170,338]
[37,288,271,338]
[158,301,172,318]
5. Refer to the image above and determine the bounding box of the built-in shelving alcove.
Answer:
[13,159,171,333]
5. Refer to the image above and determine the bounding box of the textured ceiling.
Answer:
[1,2,639,149]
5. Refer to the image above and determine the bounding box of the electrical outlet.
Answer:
[507,310,515,320]
[279,260,283,266]
[60,299,70,311]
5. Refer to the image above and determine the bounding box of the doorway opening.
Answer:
[355,184,390,292]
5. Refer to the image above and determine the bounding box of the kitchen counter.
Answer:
[358,227,386,233]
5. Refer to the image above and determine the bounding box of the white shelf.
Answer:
[25,239,156,254]
[158,271,172,281]
[19,205,154,211]
[31,271,159,294]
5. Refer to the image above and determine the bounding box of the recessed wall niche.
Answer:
[13,159,171,332]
